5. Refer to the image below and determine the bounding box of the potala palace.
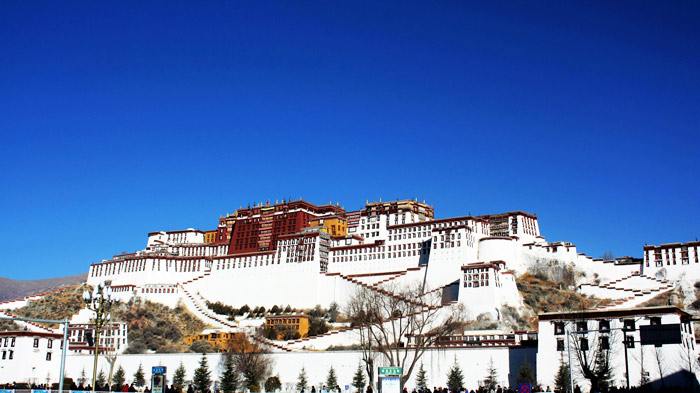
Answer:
[2,198,699,391]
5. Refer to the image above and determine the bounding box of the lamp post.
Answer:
[83,281,120,393]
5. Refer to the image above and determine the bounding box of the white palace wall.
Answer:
[190,261,324,309]
[39,348,516,392]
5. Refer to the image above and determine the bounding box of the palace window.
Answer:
[557,339,565,352]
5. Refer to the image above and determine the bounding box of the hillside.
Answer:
[0,273,88,302]
[11,283,88,327]
[6,285,212,352]
[113,298,210,353]
[517,272,609,316]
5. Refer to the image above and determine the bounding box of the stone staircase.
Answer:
[280,271,456,351]
[178,271,238,329]
[580,272,676,310]
[250,334,295,352]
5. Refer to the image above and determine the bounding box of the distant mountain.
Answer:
[0,273,88,302]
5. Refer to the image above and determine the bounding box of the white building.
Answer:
[0,331,66,386]
[537,306,698,391]
[67,322,129,354]
[643,241,700,280]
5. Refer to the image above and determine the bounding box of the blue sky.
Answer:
[1,1,698,280]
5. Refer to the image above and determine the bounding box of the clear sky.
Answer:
[1,1,698,280]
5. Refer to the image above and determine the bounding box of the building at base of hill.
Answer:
[183,330,248,352]
[537,306,698,391]
[264,314,310,340]
[0,331,66,385]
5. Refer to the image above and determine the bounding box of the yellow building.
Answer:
[204,230,217,244]
[183,331,247,352]
[264,314,310,339]
[308,217,347,236]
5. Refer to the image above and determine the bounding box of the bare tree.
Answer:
[679,343,697,390]
[569,324,617,392]
[653,346,666,388]
[602,251,615,262]
[346,285,379,388]
[345,281,464,387]
[104,350,118,391]
[225,334,273,392]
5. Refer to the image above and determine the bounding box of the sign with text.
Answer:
[381,376,400,393]
[152,366,167,374]
[378,367,402,376]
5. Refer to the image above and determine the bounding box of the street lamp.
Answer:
[83,281,120,393]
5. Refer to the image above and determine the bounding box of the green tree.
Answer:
[173,362,187,392]
[446,358,463,392]
[78,368,88,387]
[482,359,498,392]
[193,354,212,393]
[96,370,107,388]
[328,302,340,323]
[113,366,126,390]
[134,363,146,387]
[221,355,240,393]
[264,376,282,392]
[326,366,338,388]
[308,317,329,337]
[553,356,571,393]
[352,363,366,392]
[297,367,309,392]
[517,358,536,386]
[415,363,428,391]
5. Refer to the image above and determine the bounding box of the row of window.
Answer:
[332,249,429,262]
[554,318,664,335]
[556,336,632,351]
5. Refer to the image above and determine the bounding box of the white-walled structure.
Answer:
[537,306,698,391]
[0,331,66,385]
[642,241,700,281]
[86,199,629,318]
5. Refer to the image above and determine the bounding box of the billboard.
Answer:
[640,324,682,346]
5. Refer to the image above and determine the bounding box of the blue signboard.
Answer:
[518,383,531,393]
[152,366,167,374]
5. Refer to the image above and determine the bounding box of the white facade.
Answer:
[0,332,65,386]
[536,307,698,391]
[84,204,653,333]
[642,241,700,281]
[0,347,529,391]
